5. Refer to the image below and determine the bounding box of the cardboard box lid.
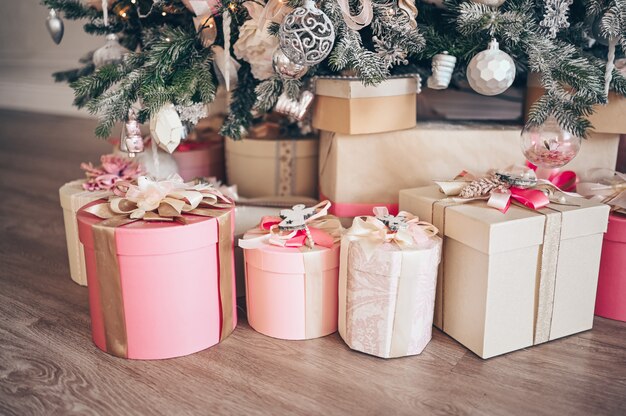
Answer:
[225,137,318,159]
[315,77,418,99]
[399,185,610,255]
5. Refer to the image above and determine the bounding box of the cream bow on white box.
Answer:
[344,207,439,257]
[578,169,626,214]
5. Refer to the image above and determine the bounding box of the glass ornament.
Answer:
[272,49,309,80]
[521,118,582,168]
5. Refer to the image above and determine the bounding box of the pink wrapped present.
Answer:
[596,214,626,321]
[240,201,343,340]
[339,208,442,359]
[577,170,626,322]
[77,176,236,359]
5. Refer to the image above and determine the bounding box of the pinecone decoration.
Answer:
[459,175,508,198]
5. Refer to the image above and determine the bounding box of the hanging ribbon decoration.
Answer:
[337,0,373,30]
[223,8,232,91]
[605,37,618,99]
[257,0,291,33]
[398,0,418,29]
[577,169,626,214]
[102,0,108,27]
[239,201,344,249]
[184,1,238,90]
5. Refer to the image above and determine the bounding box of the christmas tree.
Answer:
[42,0,626,140]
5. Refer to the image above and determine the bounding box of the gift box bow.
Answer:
[239,200,343,249]
[346,207,439,257]
[434,167,580,214]
[84,174,233,223]
[577,169,626,214]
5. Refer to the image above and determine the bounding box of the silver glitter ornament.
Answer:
[540,0,573,38]
[279,0,335,66]
[272,49,309,80]
[467,39,516,96]
[121,109,145,158]
[274,91,314,120]
[46,9,64,45]
[470,0,505,6]
[93,34,129,68]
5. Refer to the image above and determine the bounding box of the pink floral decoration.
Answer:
[81,154,144,192]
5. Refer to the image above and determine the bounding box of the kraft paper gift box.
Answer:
[225,137,318,199]
[338,208,442,359]
[399,185,610,359]
[525,72,626,134]
[77,179,237,360]
[319,123,619,218]
[59,180,112,286]
[313,76,418,135]
[239,202,342,340]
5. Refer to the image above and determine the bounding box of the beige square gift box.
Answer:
[399,185,610,359]
[59,180,110,286]
[313,76,418,135]
[319,123,620,217]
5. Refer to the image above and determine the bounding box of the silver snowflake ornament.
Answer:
[540,0,573,39]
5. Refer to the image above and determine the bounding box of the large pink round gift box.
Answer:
[77,201,237,359]
[595,213,626,322]
[243,243,340,340]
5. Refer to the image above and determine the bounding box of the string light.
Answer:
[228,3,236,11]
[162,11,167,16]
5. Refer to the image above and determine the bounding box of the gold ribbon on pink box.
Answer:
[338,207,441,358]
[83,174,236,358]
[239,200,343,339]
[578,169,626,215]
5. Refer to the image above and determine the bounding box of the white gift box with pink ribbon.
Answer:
[399,185,610,359]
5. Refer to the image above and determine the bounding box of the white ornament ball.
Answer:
[470,0,506,7]
[150,104,186,153]
[279,0,335,66]
[467,39,516,96]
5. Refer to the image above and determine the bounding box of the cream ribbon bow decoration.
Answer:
[577,169,626,214]
[337,0,373,30]
[345,207,439,256]
[85,174,233,222]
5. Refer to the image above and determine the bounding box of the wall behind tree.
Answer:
[0,0,101,116]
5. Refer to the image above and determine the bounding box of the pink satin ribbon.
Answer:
[258,216,335,248]
[526,161,578,192]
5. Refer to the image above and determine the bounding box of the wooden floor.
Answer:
[1,110,625,415]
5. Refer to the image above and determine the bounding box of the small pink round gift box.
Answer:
[172,141,225,182]
[242,242,340,340]
[77,201,237,360]
[595,213,626,322]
